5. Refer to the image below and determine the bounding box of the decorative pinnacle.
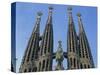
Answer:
[77,13,81,17]
[58,40,62,48]
[37,11,43,16]
[58,40,62,44]
[67,7,72,11]
[49,6,53,10]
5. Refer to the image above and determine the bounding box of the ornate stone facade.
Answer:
[19,7,94,73]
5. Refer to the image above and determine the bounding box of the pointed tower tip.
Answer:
[48,6,53,16]
[58,40,62,44]
[58,40,62,49]
[37,11,43,16]
[36,11,43,19]
[67,7,72,11]
[49,6,53,10]
[77,13,81,17]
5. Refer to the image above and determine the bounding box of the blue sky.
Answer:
[14,2,97,72]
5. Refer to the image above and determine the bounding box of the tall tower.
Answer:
[67,7,80,69]
[77,13,94,69]
[19,12,42,73]
[38,7,53,71]
[55,41,64,70]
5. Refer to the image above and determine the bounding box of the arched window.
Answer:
[46,59,49,71]
[34,67,37,72]
[84,64,86,68]
[72,32,75,52]
[80,63,83,69]
[24,69,27,72]
[81,39,84,58]
[44,46,47,54]
[88,65,90,68]
[74,58,76,68]
[39,62,41,71]
[42,60,45,70]
[29,68,31,72]
[32,67,37,72]
[85,50,88,58]
[77,60,79,68]
[70,58,72,67]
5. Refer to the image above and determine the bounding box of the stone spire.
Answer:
[38,6,53,71]
[77,13,94,68]
[19,12,42,73]
[67,7,80,69]
[55,41,64,70]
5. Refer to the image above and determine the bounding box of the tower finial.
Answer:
[58,40,62,44]
[46,6,53,24]
[37,11,43,19]
[48,6,53,14]
[37,11,43,16]
[67,7,72,12]
[58,40,62,48]
[77,12,84,33]
[55,40,64,70]
[77,13,81,17]
[67,7,73,24]
[49,6,53,10]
